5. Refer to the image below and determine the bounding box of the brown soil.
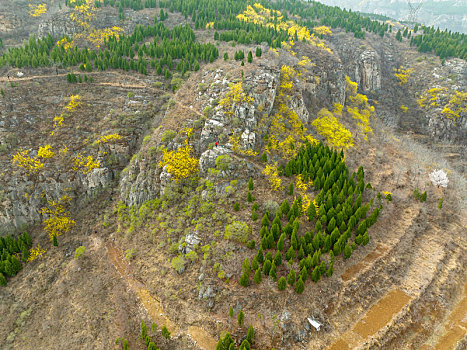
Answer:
[340,244,389,282]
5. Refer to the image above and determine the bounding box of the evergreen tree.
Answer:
[396,30,402,41]
[420,191,427,202]
[246,325,255,344]
[238,310,245,327]
[254,268,261,284]
[262,259,271,275]
[141,320,147,339]
[288,182,294,195]
[311,266,321,282]
[260,152,267,162]
[287,268,296,286]
[239,272,249,287]
[295,276,305,294]
[161,326,170,339]
[224,52,228,61]
[344,244,352,259]
[307,204,316,221]
[255,47,262,57]
[247,191,253,202]
[261,213,270,227]
[277,276,287,290]
[251,209,258,221]
[22,247,29,262]
[0,272,6,286]
[229,306,234,318]
[247,51,253,63]
[52,234,58,247]
[274,250,282,266]
[256,247,264,264]
[248,177,254,190]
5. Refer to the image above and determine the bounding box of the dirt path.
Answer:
[106,242,218,350]
[340,244,389,282]
[328,289,412,349]
[427,282,467,350]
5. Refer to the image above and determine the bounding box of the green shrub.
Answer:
[161,326,171,339]
[224,221,250,243]
[216,155,232,171]
[247,240,255,249]
[161,130,177,143]
[234,202,240,211]
[171,255,186,273]
[229,307,234,318]
[248,177,254,190]
[251,210,258,221]
[74,246,87,259]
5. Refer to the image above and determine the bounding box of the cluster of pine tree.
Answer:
[139,320,169,350]
[0,22,218,78]
[241,141,381,293]
[410,26,466,60]
[0,233,32,286]
[67,73,93,84]
[216,325,254,350]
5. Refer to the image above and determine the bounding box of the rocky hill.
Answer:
[0,1,465,350]
[318,0,467,34]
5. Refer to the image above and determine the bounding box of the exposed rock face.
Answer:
[427,113,467,144]
[356,50,381,92]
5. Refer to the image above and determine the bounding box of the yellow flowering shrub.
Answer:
[38,145,55,160]
[41,195,75,241]
[400,105,408,112]
[12,150,44,174]
[219,82,254,117]
[27,244,47,262]
[96,133,123,144]
[441,91,467,121]
[313,26,333,36]
[418,88,466,122]
[28,3,47,17]
[72,153,100,174]
[56,37,75,51]
[236,3,331,53]
[263,162,282,191]
[295,174,314,213]
[158,128,199,181]
[312,108,354,150]
[345,76,375,140]
[394,66,413,86]
[65,95,82,111]
[228,132,258,157]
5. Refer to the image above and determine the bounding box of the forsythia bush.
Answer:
[96,133,123,144]
[12,150,44,174]
[65,95,82,111]
[41,195,76,241]
[72,153,100,174]
[219,82,254,117]
[38,145,55,160]
[27,244,47,262]
[159,128,199,181]
[312,108,354,149]
[28,3,47,17]
[263,162,283,191]
[394,66,413,86]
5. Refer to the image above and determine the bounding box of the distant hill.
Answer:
[316,0,467,33]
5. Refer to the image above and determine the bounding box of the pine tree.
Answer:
[420,191,427,202]
[254,268,261,284]
[288,182,294,195]
[277,276,287,290]
[22,247,29,262]
[247,191,253,202]
[255,47,262,57]
[248,177,254,190]
[247,51,253,63]
[52,234,58,247]
[251,209,258,221]
[246,325,255,344]
[344,244,352,259]
[307,205,316,221]
[256,247,264,264]
[311,266,321,282]
[262,260,272,275]
[277,234,285,251]
[239,272,249,287]
[141,320,147,339]
[0,272,6,286]
[287,268,296,286]
[234,202,240,211]
[261,213,270,227]
[224,52,228,61]
[295,276,305,294]
[161,326,170,339]
[238,310,245,327]
[274,250,282,266]
[229,306,234,318]
[0,88,4,97]
[269,261,277,280]
[260,152,267,162]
